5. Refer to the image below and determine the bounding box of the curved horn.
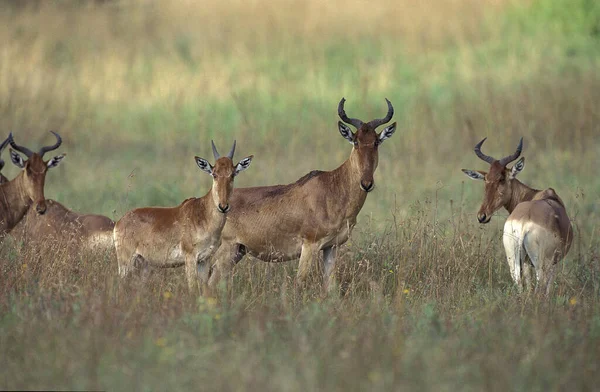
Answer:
[498,137,523,166]
[338,98,363,129]
[0,134,11,155]
[211,140,220,160]
[38,131,62,156]
[227,140,236,160]
[9,132,34,158]
[367,98,394,128]
[473,137,495,164]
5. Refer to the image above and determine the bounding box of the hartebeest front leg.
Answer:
[297,242,319,287]
[322,246,338,294]
[185,252,199,293]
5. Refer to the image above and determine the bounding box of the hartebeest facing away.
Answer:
[208,98,397,292]
[113,141,253,290]
[0,132,65,235]
[462,138,573,295]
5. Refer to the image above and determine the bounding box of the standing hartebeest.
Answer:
[0,132,65,236]
[207,98,397,292]
[113,141,253,291]
[462,137,573,295]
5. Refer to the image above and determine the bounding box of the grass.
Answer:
[0,0,599,390]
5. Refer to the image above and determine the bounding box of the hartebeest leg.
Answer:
[503,232,523,292]
[522,257,534,293]
[322,246,338,293]
[197,259,212,297]
[208,242,244,290]
[185,254,199,293]
[297,242,318,286]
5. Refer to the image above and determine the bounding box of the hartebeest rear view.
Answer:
[208,98,397,292]
[113,141,253,291]
[462,138,573,295]
[0,132,65,236]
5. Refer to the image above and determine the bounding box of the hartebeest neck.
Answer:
[0,171,33,231]
[505,179,541,214]
[330,152,370,214]
[181,187,227,233]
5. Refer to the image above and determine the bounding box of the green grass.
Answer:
[1,0,600,390]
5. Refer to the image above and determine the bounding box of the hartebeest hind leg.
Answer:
[503,227,524,292]
[208,242,245,290]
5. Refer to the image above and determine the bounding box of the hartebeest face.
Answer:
[8,132,65,215]
[337,98,397,192]
[195,140,253,213]
[462,137,524,223]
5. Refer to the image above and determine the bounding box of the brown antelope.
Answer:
[9,199,115,254]
[0,132,65,236]
[462,138,573,295]
[208,98,397,292]
[113,141,253,290]
[0,135,11,184]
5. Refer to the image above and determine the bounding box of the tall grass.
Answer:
[1,0,599,390]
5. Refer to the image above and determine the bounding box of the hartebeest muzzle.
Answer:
[360,180,374,193]
[218,203,230,213]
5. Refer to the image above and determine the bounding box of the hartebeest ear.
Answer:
[234,155,253,176]
[9,149,25,169]
[338,121,355,144]
[195,156,213,175]
[378,122,397,143]
[462,169,486,180]
[47,154,66,169]
[509,157,525,179]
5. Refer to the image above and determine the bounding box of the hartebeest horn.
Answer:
[211,140,220,160]
[9,132,34,158]
[227,140,236,160]
[498,137,523,167]
[473,137,495,164]
[338,98,364,129]
[38,131,62,157]
[367,98,394,128]
[0,134,11,169]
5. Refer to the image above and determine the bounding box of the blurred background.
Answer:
[1,0,598,231]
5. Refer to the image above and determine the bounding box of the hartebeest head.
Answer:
[462,137,525,223]
[8,131,65,215]
[194,140,253,213]
[337,98,397,192]
[0,135,10,184]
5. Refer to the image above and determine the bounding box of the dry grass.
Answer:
[1,0,599,389]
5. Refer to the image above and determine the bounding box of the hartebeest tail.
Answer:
[462,138,573,295]
[0,132,65,235]
[208,98,398,293]
[113,140,253,291]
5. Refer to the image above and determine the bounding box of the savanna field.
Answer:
[1,0,599,390]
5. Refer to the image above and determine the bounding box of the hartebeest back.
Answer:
[462,138,573,295]
[0,132,65,235]
[208,98,397,292]
[113,141,253,291]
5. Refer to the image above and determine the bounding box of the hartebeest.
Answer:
[10,199,115,253]
[462,138,573,295]
[113,141,253,290]
[208,98,397,292]
[0,132,65,235]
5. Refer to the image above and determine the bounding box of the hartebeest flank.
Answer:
[113,141,253,291]
[0,132,65,236]
[208,98,397,292]
[462,138,573,295]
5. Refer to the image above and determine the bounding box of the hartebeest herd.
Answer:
[0,99,574,296]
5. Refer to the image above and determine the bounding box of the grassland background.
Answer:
[1,0,599,390]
